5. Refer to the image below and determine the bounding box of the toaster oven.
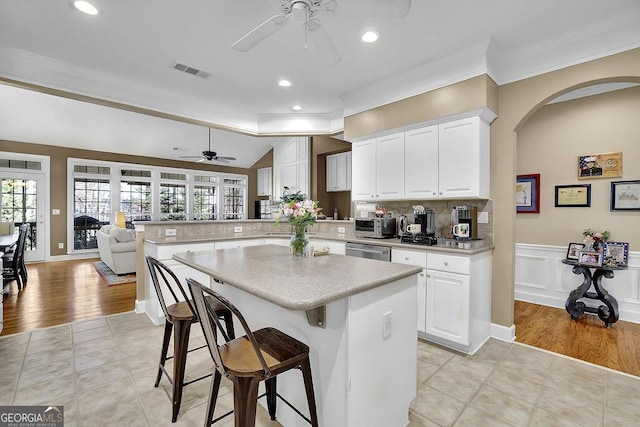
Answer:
[354,217,396,239]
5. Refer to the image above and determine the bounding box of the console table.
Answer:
[562,259,626,328]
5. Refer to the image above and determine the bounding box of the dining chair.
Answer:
[2,223,30,290]
[145,255,235,422]
[187,278,319,427]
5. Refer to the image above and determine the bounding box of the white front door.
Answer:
[0,172,46,262]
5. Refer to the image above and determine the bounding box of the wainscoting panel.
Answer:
[515,244,640,324]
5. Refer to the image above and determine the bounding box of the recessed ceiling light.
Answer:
[74,0,98,15]
[292,105,302,111]
[361,31,379,43]
[278,79,292,87]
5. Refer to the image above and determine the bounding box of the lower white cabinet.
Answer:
[425,269,470,345]
[392,249,427,333]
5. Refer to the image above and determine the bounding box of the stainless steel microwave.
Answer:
[354,217,396,239]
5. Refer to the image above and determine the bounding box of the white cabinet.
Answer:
[424,251,492,355]
[392,249,427,333]
[273,137,309,198]
[257,167,272,196]
[326,152,352,192]
[404,125,439,199]
[438,116,490,199]
[351,132,404,200]
[310,239,346,255]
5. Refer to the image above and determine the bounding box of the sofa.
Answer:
[96,225,137,275]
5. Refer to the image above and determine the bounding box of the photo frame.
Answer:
[577,250,603,267]
[555,184,591,207]
[610,180,640,211]
[566,242,586,261]
[516,174,540,213]
[603,242,629,267]
[578,152,622,180]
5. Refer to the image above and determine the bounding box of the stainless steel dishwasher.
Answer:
[345,242,391,262]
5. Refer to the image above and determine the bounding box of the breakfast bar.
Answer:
[172,244,422,427]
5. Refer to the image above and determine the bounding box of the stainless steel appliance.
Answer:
[354,217,396,239]
[345,242,391,262]
[399,206,438,245]
[452,205,478,240]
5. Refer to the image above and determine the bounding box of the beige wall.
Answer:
[516,85,640,248]
[492,47,640,328]
[1,139,258,257]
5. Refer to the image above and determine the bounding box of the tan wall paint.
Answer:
[492,47,640,327]
[516,85,640,248]
[311,136,352,219]
[1,140,256,257]
[344,75,498,140]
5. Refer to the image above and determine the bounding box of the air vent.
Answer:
[172,62,211,79]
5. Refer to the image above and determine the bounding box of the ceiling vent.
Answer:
[172,62,211,79]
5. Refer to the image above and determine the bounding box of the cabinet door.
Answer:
[327,152,352,192]
[425,269,470,345]
[257,167,272,196]
[351,139,377,200]
[326,154,338,192]
[438,117,485,198]
[375,132,404,199]
[392,249,427,333]
[404,126,438,199]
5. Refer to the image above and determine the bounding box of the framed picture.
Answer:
[578,152,622,180]
[516,174,540,213]
[555,184,591,207]
[603,242,629,267]
[566,242,586,261]
[610,180,640,211]
[577,250,603,267]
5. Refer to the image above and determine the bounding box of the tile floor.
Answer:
[1,312,639,427]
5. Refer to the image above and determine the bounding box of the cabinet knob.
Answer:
[439,191,443,195]
[419,272,425,277]
[444,261,449,266]
[405,256,409,261]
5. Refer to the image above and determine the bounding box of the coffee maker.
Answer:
[452,205,478,240]
[400,206,437,245]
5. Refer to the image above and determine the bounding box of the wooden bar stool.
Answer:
[187,278,319,427]
[146,256,235,422]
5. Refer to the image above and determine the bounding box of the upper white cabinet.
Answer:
[257,167,272,197]
[438,116,490,199]
[326,152,351,192]
[352,113,492,201]
[351,132,404,200]
[273,137,309,198]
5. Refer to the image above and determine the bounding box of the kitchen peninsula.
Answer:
[172,244,422,427]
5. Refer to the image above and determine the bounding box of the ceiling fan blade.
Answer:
[365,0,411,18]
[179,155,206,159]
[212,158,231,163]
[215,156,236,161]
[307,20,341,64]
[231,14,291,52]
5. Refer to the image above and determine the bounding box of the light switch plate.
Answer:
[338,227,346,234]
[52,209,61,215]
[478,212,489,224]
[165,229,177,236]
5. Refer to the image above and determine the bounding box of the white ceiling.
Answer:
[1,0,640,168]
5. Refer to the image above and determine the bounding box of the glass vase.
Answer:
[290,224,310,257]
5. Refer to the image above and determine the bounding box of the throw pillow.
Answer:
[109,227,132,243]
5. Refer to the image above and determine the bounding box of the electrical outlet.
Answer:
[478,211,489,224]
[383,311,392,338]
[234,226,243,233]
[52,208,61,215]
[165,229,177,236]
[338,227,346,234]
[58,242,64,249]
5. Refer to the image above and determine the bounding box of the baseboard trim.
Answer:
[490,323,516,343]
[134,299,145,315]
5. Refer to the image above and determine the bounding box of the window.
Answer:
[160,183,186,221]
[222,177,246,220]
[73,177,110,249]
[121,180,151,222]
[1,178,38,249]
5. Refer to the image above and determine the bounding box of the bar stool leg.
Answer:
[156,321,173,387]
[300,357,319,427]
[205,370,222,427]
[265,377,277,420]
[233,377,260,427]
[171,319,192,422]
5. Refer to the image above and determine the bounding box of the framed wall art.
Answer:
[555,184,591,207]
[603,242,629,267]
[566,242,586,261]
[516,174,540,213]
[610,180,640,211]
[577,250,603,267]
[578,152,622,180]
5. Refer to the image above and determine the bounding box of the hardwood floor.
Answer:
[3,259,640,376]
[515,300,640,377]
[1,259,136,336]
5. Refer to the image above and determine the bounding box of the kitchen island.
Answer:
[172,244,422,427]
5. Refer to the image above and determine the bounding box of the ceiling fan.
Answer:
[180,128,237,163]
[231,0,412,65]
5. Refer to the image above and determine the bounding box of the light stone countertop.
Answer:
[172,244,423,311]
